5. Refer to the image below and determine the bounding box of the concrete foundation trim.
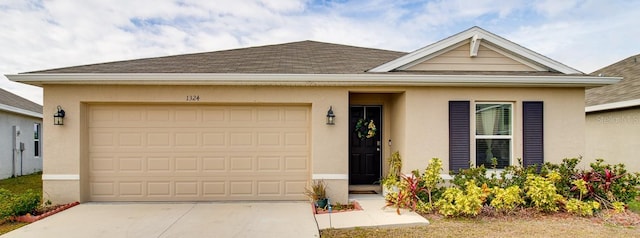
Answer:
[42,174,80,181]
[312,174,349,180]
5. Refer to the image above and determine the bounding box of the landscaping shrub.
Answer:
[0,189,41,219]
[416,156,638,218]
[565,179,600,216]
[541,157,581,198]
[566,199,600,216]
[498,159,538,189]
[627,199,640,213]
[524,174,563,212]
[452,165,494,188]
[490,185,525,213]
[420,158,444,206]
[435,180,489,217]
[385,174,427,215]
[586,159,640,205]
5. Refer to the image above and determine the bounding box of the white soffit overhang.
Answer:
[586,99,640,113]
[7,73,620,88]
[0,103,43,118]
[368,26,583,74]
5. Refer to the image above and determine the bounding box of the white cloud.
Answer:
[1,0,639,104]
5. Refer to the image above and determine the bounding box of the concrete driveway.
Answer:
[1,202,319,238]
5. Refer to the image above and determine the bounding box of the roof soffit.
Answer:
[369,26,583,74]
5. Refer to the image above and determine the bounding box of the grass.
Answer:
[629,200,640,213]
[321,215,640,238]
[0,172,43,194]
[0,173,43,235]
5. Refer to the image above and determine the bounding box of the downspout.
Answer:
[20,142,24,176]
[11,126,18,177]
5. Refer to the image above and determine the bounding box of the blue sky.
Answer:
[2,0,640,104]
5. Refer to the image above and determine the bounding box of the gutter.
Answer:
[0,103,43,118]
[586,98,640,113]
[6,73,621,88]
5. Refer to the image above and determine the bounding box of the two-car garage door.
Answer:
[88,104,310,201]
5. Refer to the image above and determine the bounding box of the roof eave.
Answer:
[0,103,43,118]
[369,26,583,74]
[7,73,620,88]
[586,99,640,113]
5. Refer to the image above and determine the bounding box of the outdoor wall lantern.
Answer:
[326,106,335,125]
[54,105,65,125]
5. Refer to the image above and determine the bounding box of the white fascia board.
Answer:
[7,73,620,88]
[369,28,480,72]
[369,27,583,74]
[586,99,640,113]
[0,103,43,118]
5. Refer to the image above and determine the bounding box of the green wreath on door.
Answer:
[354,118,377,140]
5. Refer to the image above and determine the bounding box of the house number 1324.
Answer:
[186,95,200,101]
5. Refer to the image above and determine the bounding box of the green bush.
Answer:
[524,174,563,212]
[566,199,600,216]
[588,159,640,204]
[0,188,41,219]
[452,165,494,188]
[627,199,640,213]
[430,157,639,217]
[435,180,488,217]
[498,159,538,189]
[420,158,444,206]
[490,185,524,213]
[541,157,581,198]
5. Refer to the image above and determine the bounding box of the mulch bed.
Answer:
[312,201,363,214]
[11,201,80,223]
[421,206,640,228]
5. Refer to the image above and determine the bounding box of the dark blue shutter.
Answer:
[523,101,544,168]
[449,101,470,172]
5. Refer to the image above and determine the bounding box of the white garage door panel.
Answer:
[88,105,310,201]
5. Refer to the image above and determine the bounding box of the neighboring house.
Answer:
[585,54,640,173]
[0,88,43,179]
[7,27,618,204]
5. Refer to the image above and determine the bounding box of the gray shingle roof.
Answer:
[586,54,640,106]
[29,41,406,74]
[0,88,42,114]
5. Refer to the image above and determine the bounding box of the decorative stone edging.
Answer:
[13,201,80,223]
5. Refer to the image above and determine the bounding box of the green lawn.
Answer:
[629,199,640,213]
[0,173,43,194]
[0,173,43,235]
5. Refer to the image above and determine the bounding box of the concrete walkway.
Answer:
[3,195,428,237]
[315,194,429,230]
[1,202,319,238]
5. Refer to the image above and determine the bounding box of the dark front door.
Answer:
[349,106,382,185]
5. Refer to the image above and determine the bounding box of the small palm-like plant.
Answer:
[304,180,327,201]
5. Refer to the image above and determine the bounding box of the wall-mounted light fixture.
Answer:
[54,105,65,125]
[326,106,335,125]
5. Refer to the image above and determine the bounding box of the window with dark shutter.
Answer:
[449,101,470,172]
[523,101,544,168]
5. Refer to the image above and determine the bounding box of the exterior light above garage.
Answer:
[54,105,65,125]
[326,106,335,125]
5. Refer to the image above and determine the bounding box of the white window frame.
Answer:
[473,102,514,168]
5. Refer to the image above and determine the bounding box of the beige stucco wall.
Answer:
[43,85,350,203]
[42,84,586,204]
[585,107,640,173]
[399,87,585,174]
